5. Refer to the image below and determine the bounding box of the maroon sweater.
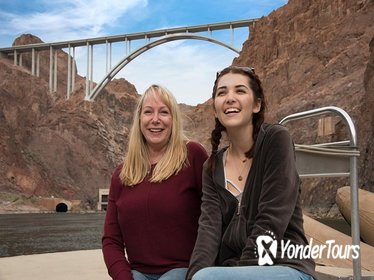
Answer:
[102,141,208,280]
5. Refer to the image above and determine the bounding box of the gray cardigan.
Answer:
[186,124,315,279]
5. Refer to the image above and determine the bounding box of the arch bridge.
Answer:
[0,18,258,101]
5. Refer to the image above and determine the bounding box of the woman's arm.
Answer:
[240,125,300,263]
[188,141,209,193]
[102,167,133,280]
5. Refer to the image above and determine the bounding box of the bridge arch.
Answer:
[85,33,240,101]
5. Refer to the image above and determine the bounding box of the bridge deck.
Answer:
[0,18,258,53]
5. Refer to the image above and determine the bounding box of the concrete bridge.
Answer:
[0,18,258,101]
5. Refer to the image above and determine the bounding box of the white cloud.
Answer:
[1,0,147,42]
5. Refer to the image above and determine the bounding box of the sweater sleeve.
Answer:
[102,167,133,280]
[188,141,209,195]
[186,161,222,280]
[239,125,300,264]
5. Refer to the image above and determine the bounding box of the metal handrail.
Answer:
[279,106,361,280]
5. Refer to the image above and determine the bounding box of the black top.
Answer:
[186,124,315,279]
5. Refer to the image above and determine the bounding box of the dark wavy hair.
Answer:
[207,66,267,174]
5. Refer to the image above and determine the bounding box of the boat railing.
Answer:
[279,106,361,280]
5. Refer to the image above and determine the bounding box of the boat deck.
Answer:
[1,249,374,280]
[316,266,374,280]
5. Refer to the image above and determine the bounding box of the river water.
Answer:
[0,212,106,257]
[0,212,351,258]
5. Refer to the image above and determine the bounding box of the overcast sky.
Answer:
[0,0,287,105]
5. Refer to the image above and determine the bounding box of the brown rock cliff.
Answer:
[233,0,374,215]
[1,0,373,215]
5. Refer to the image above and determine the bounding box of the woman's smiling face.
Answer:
[140,92,172,151]
[214,72,261,129]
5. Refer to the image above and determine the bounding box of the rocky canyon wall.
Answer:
[1,0,373,215]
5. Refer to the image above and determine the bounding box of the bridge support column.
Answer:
[49,46,53,92]
[13,50,17,65]
[230,24,234,46]
[85,43,94,99]
[36,52,40,77]
[49,46,58,93]
[54,50,57,92]
[66,45,76,99]
[106,40,111,74]
[31,48,35,75]
[72,47,76,94]
[67,44,71,99]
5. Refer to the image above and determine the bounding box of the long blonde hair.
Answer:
[120,84,188,186]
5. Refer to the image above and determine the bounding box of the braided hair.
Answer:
[207,66,267,174]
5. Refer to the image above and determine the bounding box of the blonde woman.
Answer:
[102,85,208,280]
